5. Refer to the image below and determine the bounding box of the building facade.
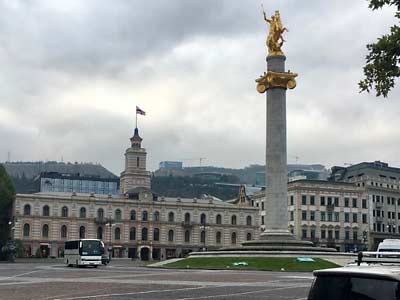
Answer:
[331,161,400,249]
[12,127,259,259]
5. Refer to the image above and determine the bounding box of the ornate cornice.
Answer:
[256,70,297,93]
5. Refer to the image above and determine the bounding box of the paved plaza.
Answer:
[0,261,313,300]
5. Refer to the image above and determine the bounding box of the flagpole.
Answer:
[135,111,138,129]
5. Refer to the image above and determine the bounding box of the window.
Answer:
[344,198,349,207]
[97,227,103,239]
[61,225,68,239]
[114,227,121,240]
[231,232,237,244]
[23,223,30,237]
[345,231,350,240]
[216,231,222,244]
[42,205,50,217]
[261,202,265,210]
[61,206,68,218]
[290,211,294,221]
[142,227,148,241]
[302,195,307,205]
[310,211,315,221]
[320,197,325,206]
[79,226,85,239]
[200,230,206,243]
[130,227,136,240]
[310,195,315,205]
[79,207,86,219]
[353,231,358,240]
[231,215,237,225]
[302,211,307,221]
[290,195,294,205]
[200,213,206,225]
[23,204,31,216]
[335,230,340,239]
[321,212,326,221]
[246,232,252,241]
[184,213,190,223]
[168,211,174,222]
[168,230,174,242]
[353,213,358,223]
[334,197,339,207]
[327,197,332,206]
[321,229,326,239]
[302,229,307,238]
[97,208,104,219]
[154,211,160,222]
[42,224,49,238]
[216,214,222,224]
[345,213,350,223]
[153,228,159,241]
[115,209,122,221]
[142,210,148,221]
[328,230,333,239]
[362,199,367,209]
[246,216,252,226]
[130,210,136,221]
[311,229,315,239]
[362,214,367,224]
[136,157,140,168]
[327,212,332,222]
[352,198,357,208]
[334,212,339,222]
[261,216,264,225]
[184,230,190,243]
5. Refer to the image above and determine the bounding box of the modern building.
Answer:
[159,161,183,170]
[330,161,400,249]
[37,172,119,195]
[12,127,259,260]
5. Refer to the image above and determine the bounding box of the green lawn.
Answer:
[162,257,339,272]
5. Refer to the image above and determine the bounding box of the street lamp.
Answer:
[106,219,115,261]
[200,224,209,251]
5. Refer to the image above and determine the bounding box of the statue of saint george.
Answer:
[262,8,288,56]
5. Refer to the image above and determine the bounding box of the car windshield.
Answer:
[80,240,102,256]
[308,275,400,300]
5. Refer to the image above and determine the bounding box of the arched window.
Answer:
[97,208,104,219]
[246,216,252,226]
[153,211,160,221]
[130,210,136,221]
[153,228,160,241]
[184,230,190,243]
[184,213,191,223]
[200,213,206,225]
[79,226,86,239]
[42,205,50,217]
[200,230,206,243]
[23,223,30,237]
[115,209,122,221]
[97,227,103,240]
[216,214,222,224]
[130,227,136,240]
[80,207,86,219]
[231,215,237,225]
[142,227,148,241]
[168,212,174,222]
[61,206,68,218]
[168,230,174,242]
[23,204,31,216]
[142,210,148,221]
[231,232,237,244]
[61,225,68,239]
[246,232,252,241]
[42,224,49,238]
[115,227,121,240]
[216,231,222,244]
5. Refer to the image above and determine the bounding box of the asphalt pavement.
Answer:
[0,261,313,300]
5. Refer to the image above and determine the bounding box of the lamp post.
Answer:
[107,219,115,262]
[200,224,209,251]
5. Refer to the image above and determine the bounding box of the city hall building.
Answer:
[12,128,259,260]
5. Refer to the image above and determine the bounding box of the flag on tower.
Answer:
[136,106,146,115]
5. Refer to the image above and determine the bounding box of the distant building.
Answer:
[159,161,183,170]
[37,172,119,195]
[330,161,400,249]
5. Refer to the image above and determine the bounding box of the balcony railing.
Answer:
[95,217,108,225]
[181,221,194,228]
[326,204,335,211]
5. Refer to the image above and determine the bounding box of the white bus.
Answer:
[64,239,104,267]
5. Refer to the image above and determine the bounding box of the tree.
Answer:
[0,164,15,245]
[359,0,400,97]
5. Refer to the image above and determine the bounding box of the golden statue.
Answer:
[262,7,288,56]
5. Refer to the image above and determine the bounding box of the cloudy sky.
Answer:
[0,0,399,174]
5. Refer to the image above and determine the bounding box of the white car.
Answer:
[307,252,400,300]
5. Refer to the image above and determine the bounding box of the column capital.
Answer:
[256,70,297,93]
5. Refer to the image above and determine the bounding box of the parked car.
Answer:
[307,252,400,300]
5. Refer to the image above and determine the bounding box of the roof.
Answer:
[314,264,400,281]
